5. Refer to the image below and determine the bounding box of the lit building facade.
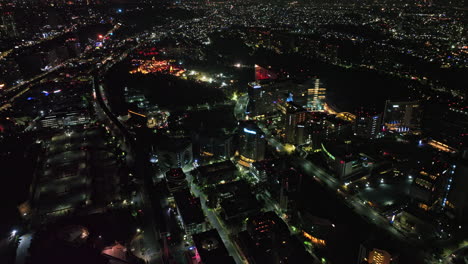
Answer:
[238,121,266,167]
[383,100,422,134]
[307,79,326,112]
[354,111,382,139]
[278,102,308,144]
[368,249,392,264]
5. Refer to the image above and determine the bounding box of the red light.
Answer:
[98,35,103,39]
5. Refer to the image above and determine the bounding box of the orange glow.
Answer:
[129,59,185,76]
[128,110,146,118]
[238,159,251,167]
[324,103,337,115]
[201,151,214,157]
[302,231,326,246]
[336,112,356,122]
[418,203,429,211]
[427,139,456,153]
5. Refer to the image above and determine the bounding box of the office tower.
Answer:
[192,229,235,264]
[156,137,193,170]
[307,78,326,112]
[410,159,448,211]
[239,211,314,264]
[383,100,422,134]
[193,130,234,162]
[238,121,266,167]
[173,190,206,235]
[247,82,263,100]
[354,109,382,139]
[246,82,262,116]
[278,102,307,144]
[165,168,188,193]
[279,168,303,212]
[444,161,468,223]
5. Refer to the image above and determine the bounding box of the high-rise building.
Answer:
[354,110,382,139]
[239,211,314,264]
[173,190,206,235]
[307,79,326,112]
[444,161,468,223]
[193,131,234,162]
[246,82,263,116]
[383,100,422,134]
[279,168,303,212]
[156,137,193,170]
[192,229,235,264]
[410,159,448,211]
[278,102,307,144]
[247,82,263,100]
[358,245,394,264]
[165,168,188,193]
[238,121,266,167]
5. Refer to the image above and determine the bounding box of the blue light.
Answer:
[27,97,34,100]
[244,128,257,135]
[189,246,195,250]
[117,9,123,13]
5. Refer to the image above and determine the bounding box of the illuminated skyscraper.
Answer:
[278,102,307,144]
[307,79,326,112]
[383,100,422,134]
[354,110,382,139]
[238,121,265,167]
[246,82,263,116]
